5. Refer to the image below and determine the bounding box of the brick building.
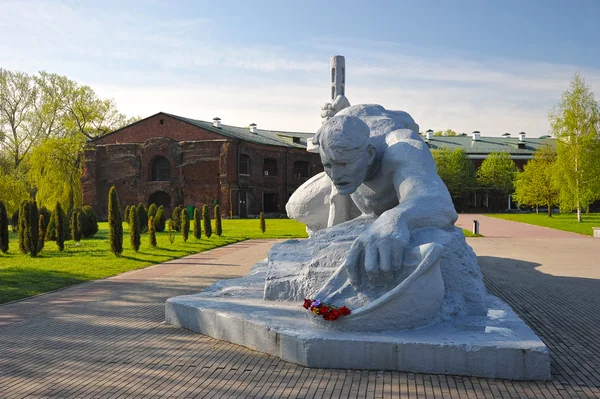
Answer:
[82,112,322,220]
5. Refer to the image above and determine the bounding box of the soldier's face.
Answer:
[320,146,373,195]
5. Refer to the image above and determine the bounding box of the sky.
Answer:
[1,0,599,137]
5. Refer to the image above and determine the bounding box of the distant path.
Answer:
[456,213,590,238]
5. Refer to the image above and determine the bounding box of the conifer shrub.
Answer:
[148,216,157,247]
[214,205,222,236]
[108,186,123,256]
[181,208,190,242]
[55,202,65,252]
[260,212,266,233]
[71,208,82,242]
[193,207,201,239]
[81,205,99,238]
[18,200,29,254]
[27,201,40,257]
[148,203,157,220]
[37,214,45,252]
[137,203,148,233]
[39,206,51,233]
[167,219,175,244]
[46,213,57,241]
[124,205,131,224]
[129,206,141,252]
[171,206,182,231]
[154,205,166,232]
[0,201,9,253]
[202,204,212,238]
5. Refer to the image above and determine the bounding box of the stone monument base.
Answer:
[165,261,550,381]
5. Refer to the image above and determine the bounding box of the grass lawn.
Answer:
[0,219,308,304]
[484,213,600,236]
[462,230,483,237]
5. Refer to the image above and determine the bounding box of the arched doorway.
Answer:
[149,191,171,216]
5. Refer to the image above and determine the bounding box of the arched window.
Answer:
[151,156,171,181]
[293,161,309,178]
[331,67,335,83]
[239,154,250,175]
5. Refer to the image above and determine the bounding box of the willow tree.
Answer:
[550,73,600,221]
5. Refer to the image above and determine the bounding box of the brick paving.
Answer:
[1,230,600,398]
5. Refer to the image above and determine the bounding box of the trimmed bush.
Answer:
[108,186,123,256]
[129,206,141,252]
[39,206,51,233]
[214,205,222,236]
[148,203,157,220]
[181,208,190,242]
[18,200,28,254]
[0,201,8,253]
[202,204,212,238]
[81,205,99,238]
[45,213,57,241]
[27,201,40,257]
[167,219,175,244]
[137,203,148,233]
[193,207,201,239]
[55,202,65,252]
[171,206,182,231]
[71,208,82,242]
[148,216,157,247]
[38,214,45,252]
[260,212,266,233]
[154,205,166,232]
[124,205,131,223]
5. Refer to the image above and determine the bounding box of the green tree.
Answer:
[71,208,82,242]
[18,200,29,254]
[193,207,201,239]
[432,147,476,208]
[214,205,222,236]
[433,129,459,137]
[171,206,182,231]
[108,186,123,256]
[476,152,518,196]
[148,216,157,247]
[54,202,65,251]
[181,208,190,243]
[27,137,84,214]
[45,211,56,241]
[514,144,558,216]
[124,205,131,223]
[137,203,148,233]
[39,206,51,233]
[129,206,141,252]
[550,73,600,221]
[0,201,9,253]
[202,205,212,238]
[154,205,166,232]
[260,212,266,233]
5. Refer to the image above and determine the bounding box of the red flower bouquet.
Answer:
[303,298,351,321]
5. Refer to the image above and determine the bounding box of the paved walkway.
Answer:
[456,213,590,238]
[1,231,600,398]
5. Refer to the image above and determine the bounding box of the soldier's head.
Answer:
[313,115,376,195]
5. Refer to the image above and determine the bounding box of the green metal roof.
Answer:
[424,135,555,157]
[164,113,313,149]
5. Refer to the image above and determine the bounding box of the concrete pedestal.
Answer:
[165,262,550,380]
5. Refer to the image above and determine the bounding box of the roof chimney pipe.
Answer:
[425,129,433,140]
[472,131,481,141]
[519,132,526,142]
[212,117,221,128]
[249,123,257,134]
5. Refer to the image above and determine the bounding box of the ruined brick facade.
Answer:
[82,113,323,220]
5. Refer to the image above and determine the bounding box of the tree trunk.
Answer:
[535,205,539,214]
[577,207,582,222]
[547,202,551,217]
